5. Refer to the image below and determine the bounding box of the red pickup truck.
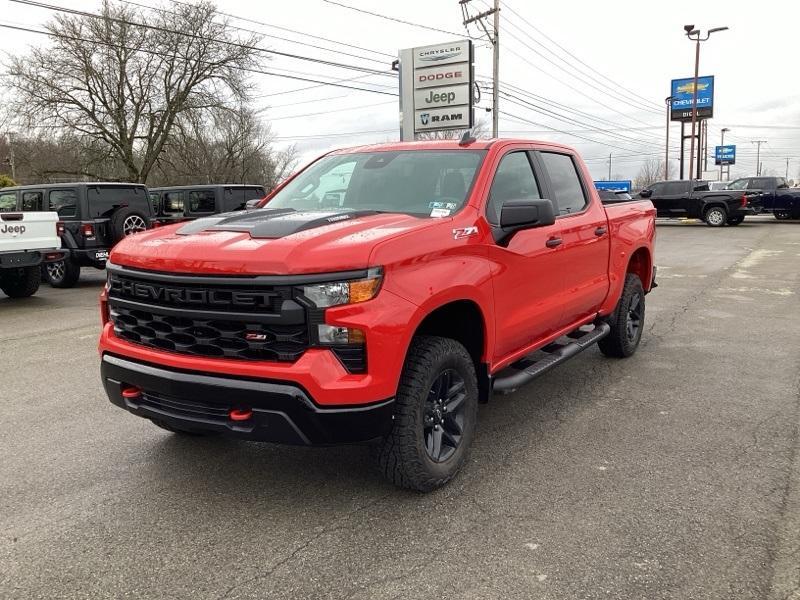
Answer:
[99,139,656,491]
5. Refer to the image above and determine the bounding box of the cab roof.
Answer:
[328,138,576,155]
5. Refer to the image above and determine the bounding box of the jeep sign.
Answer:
[399,39,474,139]
[413,84,470,109]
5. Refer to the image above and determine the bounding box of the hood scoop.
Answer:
[176,208,381,239]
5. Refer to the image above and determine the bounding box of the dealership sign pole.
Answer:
[399,40,474,141]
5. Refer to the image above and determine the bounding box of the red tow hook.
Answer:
[121,386,142,400]
[229,408,253,422]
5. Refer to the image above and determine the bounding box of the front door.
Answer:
[486,150,565,362]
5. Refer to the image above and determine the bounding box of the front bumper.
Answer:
[101,354,394,445]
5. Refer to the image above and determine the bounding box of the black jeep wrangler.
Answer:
[0,183,153,287]
[148,184,266,226]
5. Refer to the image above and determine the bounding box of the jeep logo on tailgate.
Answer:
[0,224,26,235]
[110,277,275,309]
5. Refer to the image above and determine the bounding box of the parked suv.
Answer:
[148,185,266,225]
[0,183,153,287]
[639,179,760,226]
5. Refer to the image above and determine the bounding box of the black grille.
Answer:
[331,346,367,373]
[108,270,309,362]
[137,391,230,423]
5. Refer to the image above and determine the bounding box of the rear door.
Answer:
[749,177,777,210]
[537,150,611,328]
[486,149,565,361]
[661,181,692,215]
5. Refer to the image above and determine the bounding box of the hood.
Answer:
[110,208,440,275]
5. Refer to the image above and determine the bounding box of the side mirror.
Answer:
[495,198,556,246]
[245,198,263,210]
[639,189,652,198]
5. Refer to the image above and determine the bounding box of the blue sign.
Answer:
[670,75,714,121]
[715,145,736,166]
[595,180,632,192]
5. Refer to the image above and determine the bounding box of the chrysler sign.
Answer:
[399,39,474,139]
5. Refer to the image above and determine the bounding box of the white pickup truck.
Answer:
[0,211,64,298]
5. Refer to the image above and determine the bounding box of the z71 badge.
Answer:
[452,226,478,240]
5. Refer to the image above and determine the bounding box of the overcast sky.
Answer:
[1,0,799,181]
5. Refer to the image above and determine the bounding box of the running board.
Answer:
[492,322,611,394]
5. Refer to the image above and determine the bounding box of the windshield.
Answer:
[266,150,486,217]
[727,179,748,190]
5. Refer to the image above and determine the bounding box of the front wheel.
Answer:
[704,206,728,227]
[374,336,478,492]
[727,215,745,226]
[598,273,645,358]
[0,266,41,298]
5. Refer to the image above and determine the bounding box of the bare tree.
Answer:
[6,0,260,183]
[634,157,664,189]
[151,105,297,188]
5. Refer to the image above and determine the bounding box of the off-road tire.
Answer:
[727,215,745,226]
[150,419,218,437]
[599,273,645,358]
[0,266,41,298]
[45,258,81,288]
[704,206,727,227]
[375,335,478,492]
[110,207,149,242]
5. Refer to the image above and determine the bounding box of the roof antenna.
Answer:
[459,130,476,146]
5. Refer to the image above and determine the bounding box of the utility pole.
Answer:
[719,127,729,181]
[751,140,767,176]
[608,152,612,180]
[664,96,672,180]
[462,0,499,137]
[786,157,790,179]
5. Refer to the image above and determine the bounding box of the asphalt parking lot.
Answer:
[2,216,799,600]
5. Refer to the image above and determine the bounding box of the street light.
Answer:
[665,96,673,180]
[684,25,729,180]
[719,127,730,181]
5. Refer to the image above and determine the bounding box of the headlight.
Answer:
[301,268,382,308]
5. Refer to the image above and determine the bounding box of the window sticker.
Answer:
[429,201,457,210]
[430,207,451,218]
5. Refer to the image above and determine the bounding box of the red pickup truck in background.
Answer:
[99,139,656,491]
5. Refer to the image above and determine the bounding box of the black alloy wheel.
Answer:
[423,369,467,463]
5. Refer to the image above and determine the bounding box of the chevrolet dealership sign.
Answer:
[399,40,474,139]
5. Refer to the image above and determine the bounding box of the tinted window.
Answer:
[487,152,541,224]
[0,192,16,212]
[22,191,43,211]
[162,191,184,214]
[693,181,709,192]
[87,186,149,218]
[243,187,265,201]
[540,152,586,215]
[267,151,484,217]
[727,178,749,190]
[188,190,215,213]
[149,192,160,214]
[777,178,789,189]
[751,178,773,190]
[49,189,78,217]
[663,181,689,195]
[221,187,266,212]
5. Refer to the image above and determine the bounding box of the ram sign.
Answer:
[399,40,474,139]
[715,145,736,166]
[670,76,714,121]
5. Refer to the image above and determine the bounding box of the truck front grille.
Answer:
[107,268,308,363]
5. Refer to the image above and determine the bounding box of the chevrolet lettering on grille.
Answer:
[110,277,276,309]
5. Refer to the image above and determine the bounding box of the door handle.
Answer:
[594,226,607,236]
[545,237,562,248]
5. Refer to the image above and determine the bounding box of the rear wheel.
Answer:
[599,273,645,358]
[45,258,81,288]
[774,210,792,220]
[0,266,41,298]
[375,336,478,492]
[704,206,727,227]
[727,215,745,226]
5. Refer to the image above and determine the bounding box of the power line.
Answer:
[11,0,396,79]
[0,21,399,97]
[259,100,395,120]
[321,0,465,37]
